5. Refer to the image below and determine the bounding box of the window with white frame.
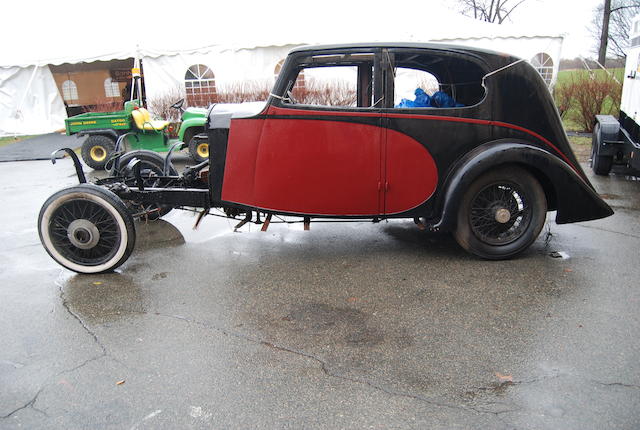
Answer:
[62,80,78,101]
[104,77,120,98]
[530,53,554,87]
[185,64,216,106]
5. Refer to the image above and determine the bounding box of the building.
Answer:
[49,59,134,115]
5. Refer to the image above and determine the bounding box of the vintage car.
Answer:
[38,43,613,273]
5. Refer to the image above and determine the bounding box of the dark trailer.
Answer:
[591,14,640,176]
[38,43,613,273]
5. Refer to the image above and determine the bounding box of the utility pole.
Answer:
[598,0,612,65]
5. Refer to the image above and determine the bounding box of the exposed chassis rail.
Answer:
[110,185,210,208]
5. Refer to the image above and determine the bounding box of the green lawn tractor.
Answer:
[64,99,208,169]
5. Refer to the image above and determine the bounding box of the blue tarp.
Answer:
[395,88,464,108]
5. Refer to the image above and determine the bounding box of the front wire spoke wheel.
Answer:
[38,185,136,274]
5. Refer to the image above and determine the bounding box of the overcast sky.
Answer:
[434,0,605,58]
[472,0,605,58]
[0,0,611,63]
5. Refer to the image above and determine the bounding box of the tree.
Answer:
[593,0,640,63]
[456,0,528,23]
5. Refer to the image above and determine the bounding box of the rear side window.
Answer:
[391,51,486,109]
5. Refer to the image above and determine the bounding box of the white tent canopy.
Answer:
[0,0,564,136]
[0,66,67,136]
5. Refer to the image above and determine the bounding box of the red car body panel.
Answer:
[220,118,265,205]
[221,107,438,216]
[384,127,438,214]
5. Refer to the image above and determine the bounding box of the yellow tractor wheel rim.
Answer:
[90,145,107,162]
[197,143,209,158]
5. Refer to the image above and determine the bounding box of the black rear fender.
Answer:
[433,141,613,231]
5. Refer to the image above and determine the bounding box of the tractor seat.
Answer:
[131,108,169,131]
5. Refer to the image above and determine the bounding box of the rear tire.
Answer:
[81,135,116,170]
[38,184,136,274]
[454,166,547,260]
[116,150,178,177]
[188,134,209,163]
[591,123,613,176]
[116,150,177,219]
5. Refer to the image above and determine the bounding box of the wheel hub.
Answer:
[197,142,209,158]
[67,219,100,249]
[90,145,107,162]
[494,207,511,224]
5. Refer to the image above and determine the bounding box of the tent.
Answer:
[0,0,564,136]
[0,66,67,136]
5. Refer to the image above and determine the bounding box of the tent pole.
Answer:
[130,57,137,101]
[137,62,143,107]
[135,45,143,107]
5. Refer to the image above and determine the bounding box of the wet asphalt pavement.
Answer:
[1,157,639,429]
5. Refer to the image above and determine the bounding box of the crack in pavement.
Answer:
[145,310,512,420]
[2,287,565,425]
[473,373,562,393]
[0,277,119,421]
[467,374,563,415]
[57,279,108,359]
[0,386,48,419]
[592,380,640,389]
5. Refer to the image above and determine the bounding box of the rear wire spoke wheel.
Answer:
[454,167,547,259]
[38,184,136,274]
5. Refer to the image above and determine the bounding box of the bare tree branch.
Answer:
[591,0,640,60]
[499,0,528,23]
[455,0,529,23]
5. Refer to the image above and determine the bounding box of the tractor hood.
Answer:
[182,107,208,121]
[207,101,267,129]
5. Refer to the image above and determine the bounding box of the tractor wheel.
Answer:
[38,184,136,274]
[188,135,209,163]
[591,123,613,176]
[81,135,116,170]
[116,150,177,220]
[453,166,547,260]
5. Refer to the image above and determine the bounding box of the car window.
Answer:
[286,65,358,107]
[390,51,486,109]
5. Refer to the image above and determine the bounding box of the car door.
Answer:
[251,50,385,216]
[381,48,490,215]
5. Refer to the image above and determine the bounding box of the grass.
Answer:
[556,68,624,87]
[556,68,623,132]
[567,135,592,163]
[0,135,38,147]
